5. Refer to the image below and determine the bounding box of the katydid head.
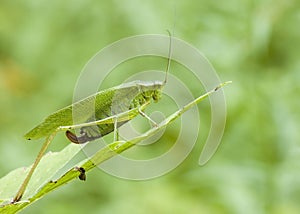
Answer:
[151,85,162,102]
[146,82,163,102]
[132,82,163,107]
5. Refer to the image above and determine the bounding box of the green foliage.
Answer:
[0,144,81,213]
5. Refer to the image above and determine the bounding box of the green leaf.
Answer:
[0,144,81,209]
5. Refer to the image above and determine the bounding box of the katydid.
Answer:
[12,33,173,203]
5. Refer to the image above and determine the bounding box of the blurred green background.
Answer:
[1,0,300,213]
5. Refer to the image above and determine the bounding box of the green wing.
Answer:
[24,82,143,141]
[24,87,117,141]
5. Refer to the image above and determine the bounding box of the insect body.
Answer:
[25,80,164,144]
[75,167,87,181]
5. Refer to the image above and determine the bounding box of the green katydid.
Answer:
[12,33,173,203]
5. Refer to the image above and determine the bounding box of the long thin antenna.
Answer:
[163,30,172,85]
[163,4,176,85]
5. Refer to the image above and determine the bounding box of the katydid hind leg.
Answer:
[13,132,57,202]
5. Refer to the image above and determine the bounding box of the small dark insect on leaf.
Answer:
[75,167,86,181]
